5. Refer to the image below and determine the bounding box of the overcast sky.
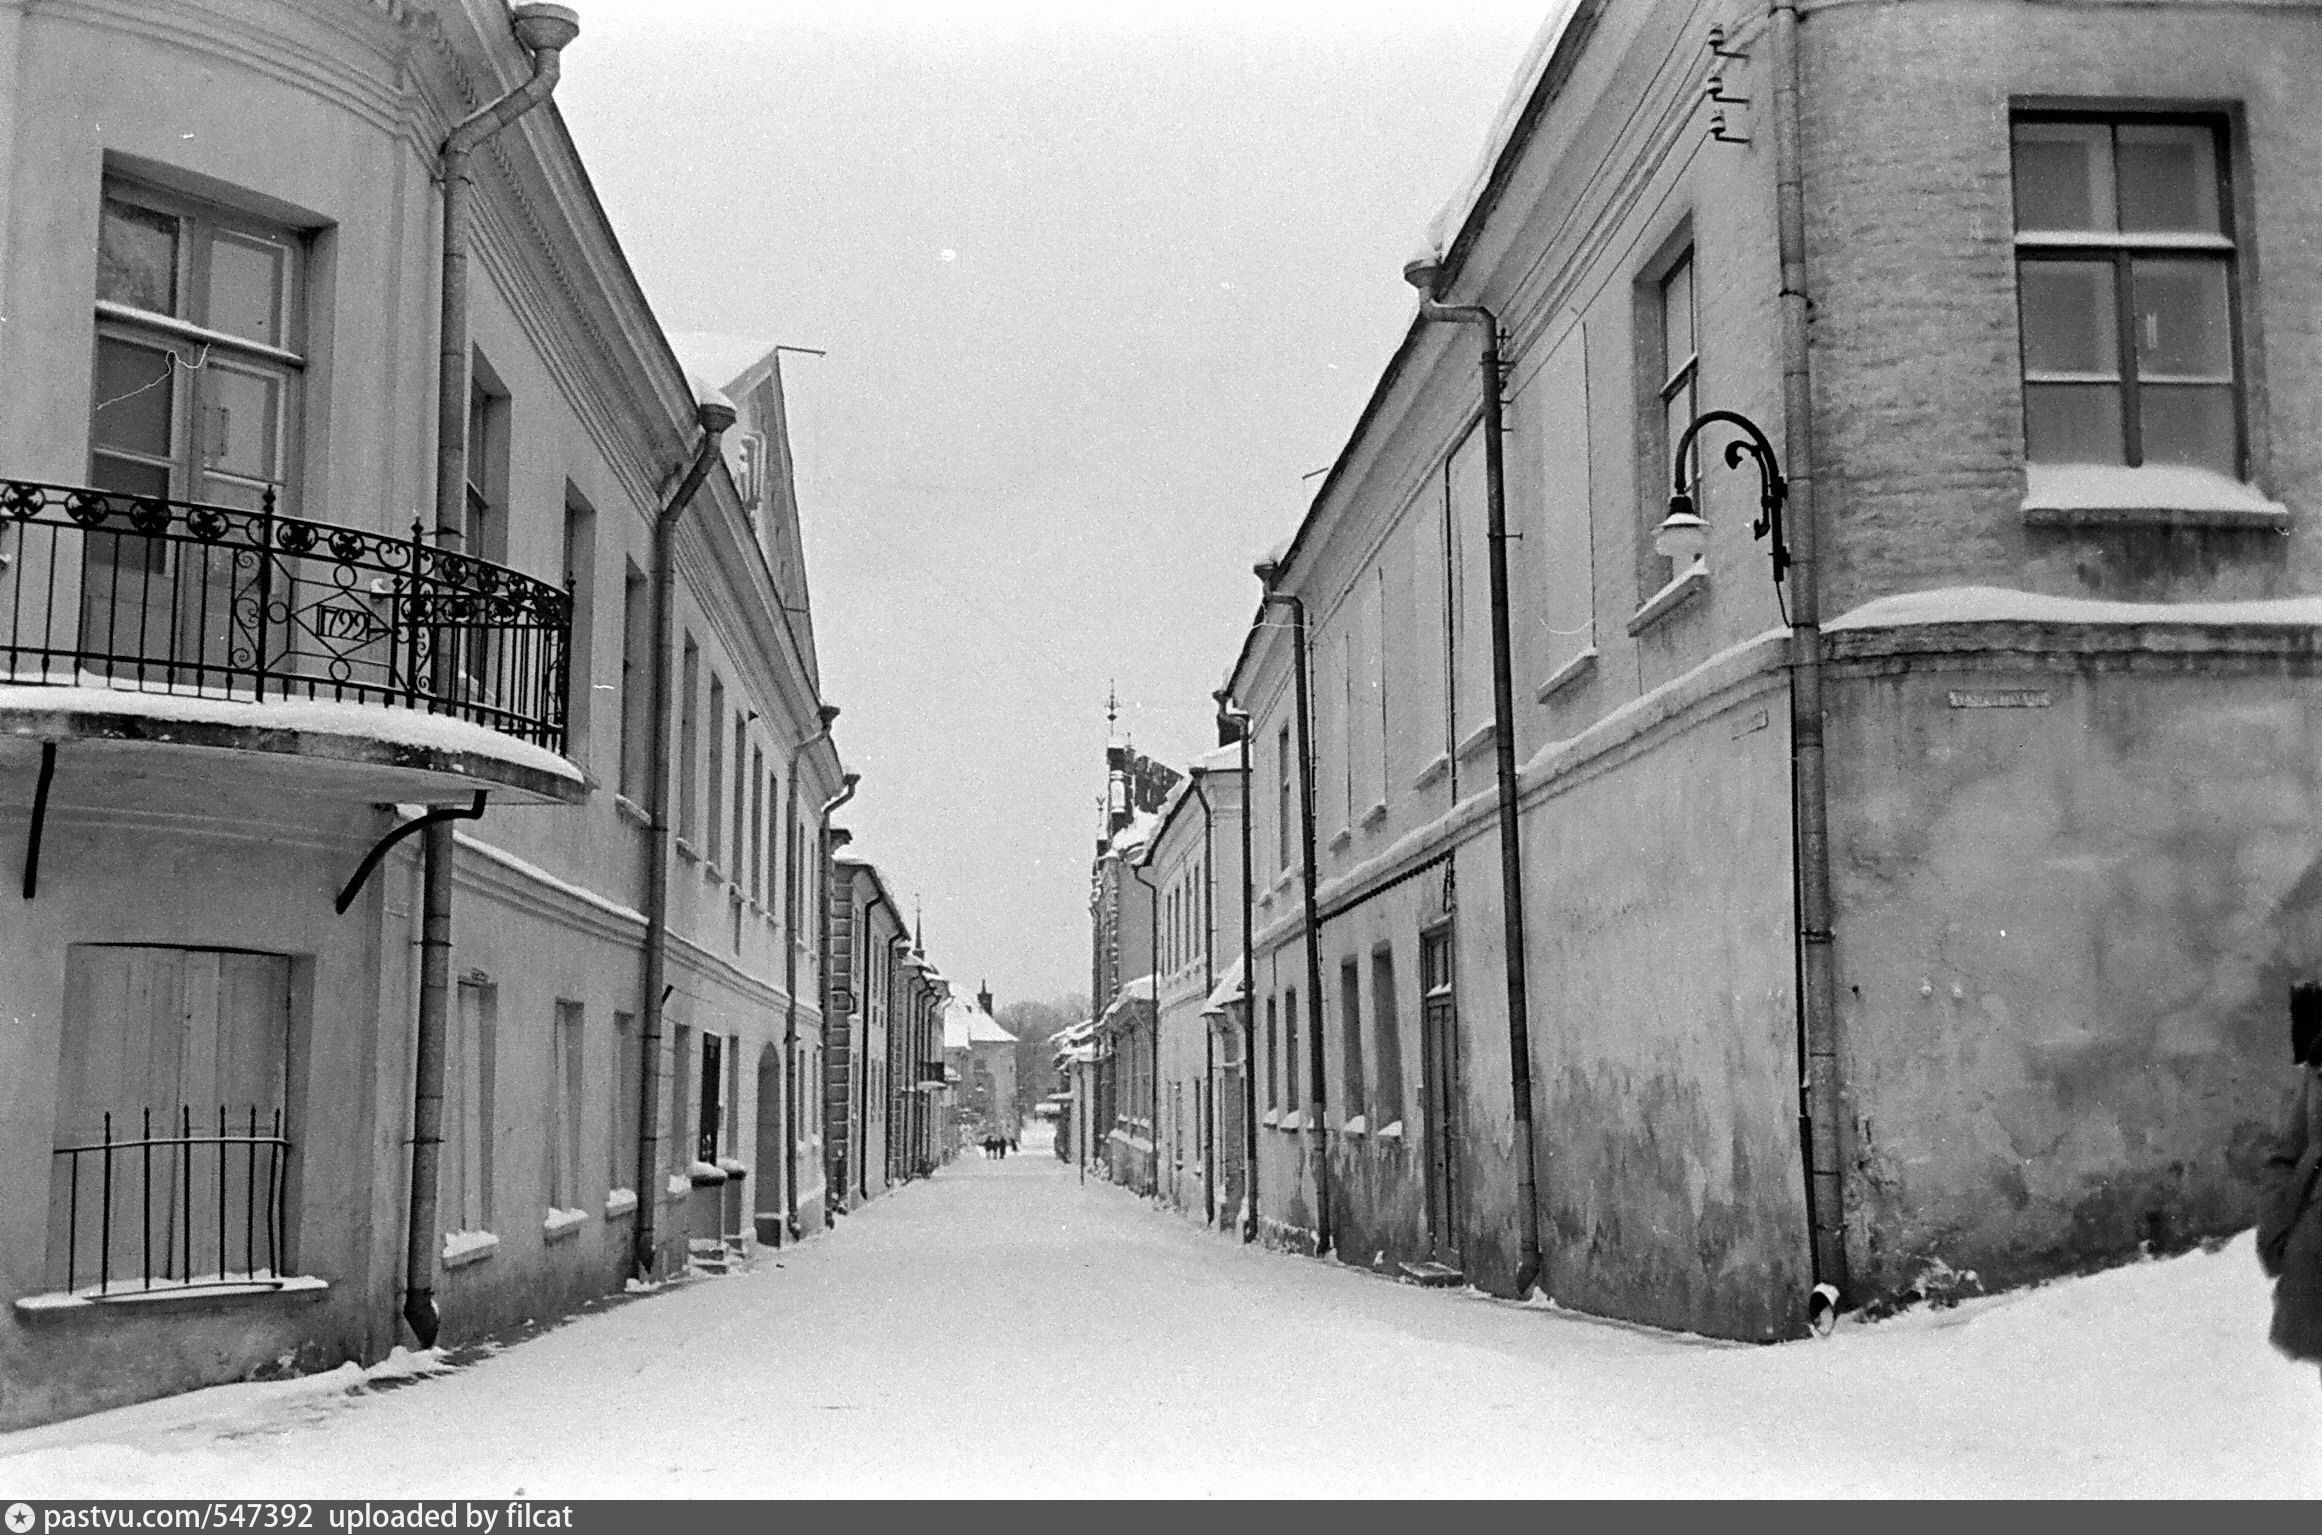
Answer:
[556,0,1544,1008]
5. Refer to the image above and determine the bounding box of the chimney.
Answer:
[978,982,994,1017]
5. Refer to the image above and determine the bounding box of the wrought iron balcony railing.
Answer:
[0,479,569,752]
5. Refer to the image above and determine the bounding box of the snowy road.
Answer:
[4,1137,2320,1498]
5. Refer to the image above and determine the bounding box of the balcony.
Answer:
[0,479,582,804]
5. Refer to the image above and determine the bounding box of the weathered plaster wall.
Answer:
[1525,659,1808,1340]
[1825,623,2322,1299]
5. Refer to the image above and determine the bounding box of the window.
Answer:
[89,181,305,677]
[1340,959,1365,1123]
[1340,629,1356,829]
[1642,246,1698,596]
[732,712,749,877]
[1284,986,1301,1111]
[749,747,766,903]
[767,769,782,906]
[1371,946,1403,1125]
[92,181,303,510]
[678,638,701,841]
[560,490,596,761]
[667,1026,694,1181]
[1276,725,1294,875]
[2011,114,2240,474]
[706,674,726,862]
[448,979,497,1233]
[463,354,510,566]
[698,1032,725,1164]
[46,946,293,1292]
[618,563,651,801]
[609,1010,638,1194]
[1447,425,1490,739]
[1265,995,1279,1111]
[548,1001,583,1213]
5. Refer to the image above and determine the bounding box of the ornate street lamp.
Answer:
[1656,408,1790,585]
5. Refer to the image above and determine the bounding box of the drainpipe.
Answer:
[1130,855,1162,1200]
[810,767,860,1224]
[1402,259,1542,1298]
[783,707,843,1235]
[630,397,737,1280]
[1772,0,1849,1319]
[405,2,578,1349]
[1251,577,1330,1259]
[1216,694,1260,1243]
[1190,767,1217,1224]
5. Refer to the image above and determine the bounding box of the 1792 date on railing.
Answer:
[0,479,569,751]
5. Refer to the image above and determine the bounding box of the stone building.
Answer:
[0,0,845,1426]
[943,986,1019,1143]
[1221,0,2322,1337]
[826,854,906,1210]
[1133,742,1249,1226]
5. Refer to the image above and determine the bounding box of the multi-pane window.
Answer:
[706,674,726,862]
[1265,996,1279,1111]
[732,712,749,877]
[92,182,303,510]
[677,638,700,840]
[609,1010,638,1194]
[1649,248,1699,592]
[1284,986,1301,1111]
[448,979,497,1233]
[2012,115,2240,474]
[463,360,509,565]
[618,565,651,801]
[548,1001,584,1213]
[749,747,766,903]
[1276,725,1294,875]
[1370,945,1403,1125]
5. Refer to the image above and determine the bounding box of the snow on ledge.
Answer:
[1375,1120,1405,1141]
[603,1187,638,1218]
[0,682,581,787]
[439,1229,498,1268]
[542,1207,589,1241]
[1827,586,2322,634]
[2022,462,2287,524]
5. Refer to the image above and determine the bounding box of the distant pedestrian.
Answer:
[2259,981,2322,1380]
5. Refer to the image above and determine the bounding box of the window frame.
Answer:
[2010,108,2246,476]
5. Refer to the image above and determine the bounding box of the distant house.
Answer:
[943,987,1019,1140]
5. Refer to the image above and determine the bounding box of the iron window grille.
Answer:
[51,1105,290,1297]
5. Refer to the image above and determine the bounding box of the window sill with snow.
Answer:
[440,1230,498,1269]
[15,1273,329,1322]
[1628,561,1709,635]
[2020,463,2289,531]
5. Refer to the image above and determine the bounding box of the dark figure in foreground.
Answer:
[2259,982,2322,1379]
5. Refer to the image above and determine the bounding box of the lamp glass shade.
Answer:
[1654,505,1709,566]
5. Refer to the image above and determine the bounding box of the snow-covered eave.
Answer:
[0,684,584,804]
[1826,586,2322,634]
[1204,955,1246,1015]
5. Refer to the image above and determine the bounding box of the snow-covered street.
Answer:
[4,1134,2319,1499]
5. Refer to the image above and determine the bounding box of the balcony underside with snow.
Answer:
[0,480,582,805]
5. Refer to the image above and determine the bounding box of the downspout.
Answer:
[1773,0,1849,1318]
[811,768,860,1222]
[1254,580,1330,1259]
[1190,768,1217,1223]
[783,706,843,1234]
[1218,693,1259,1243]
[630,398,737,1280]
[1130,855,1162,1200]
[405,2,578,1349]
[1404,262,1543,1298]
